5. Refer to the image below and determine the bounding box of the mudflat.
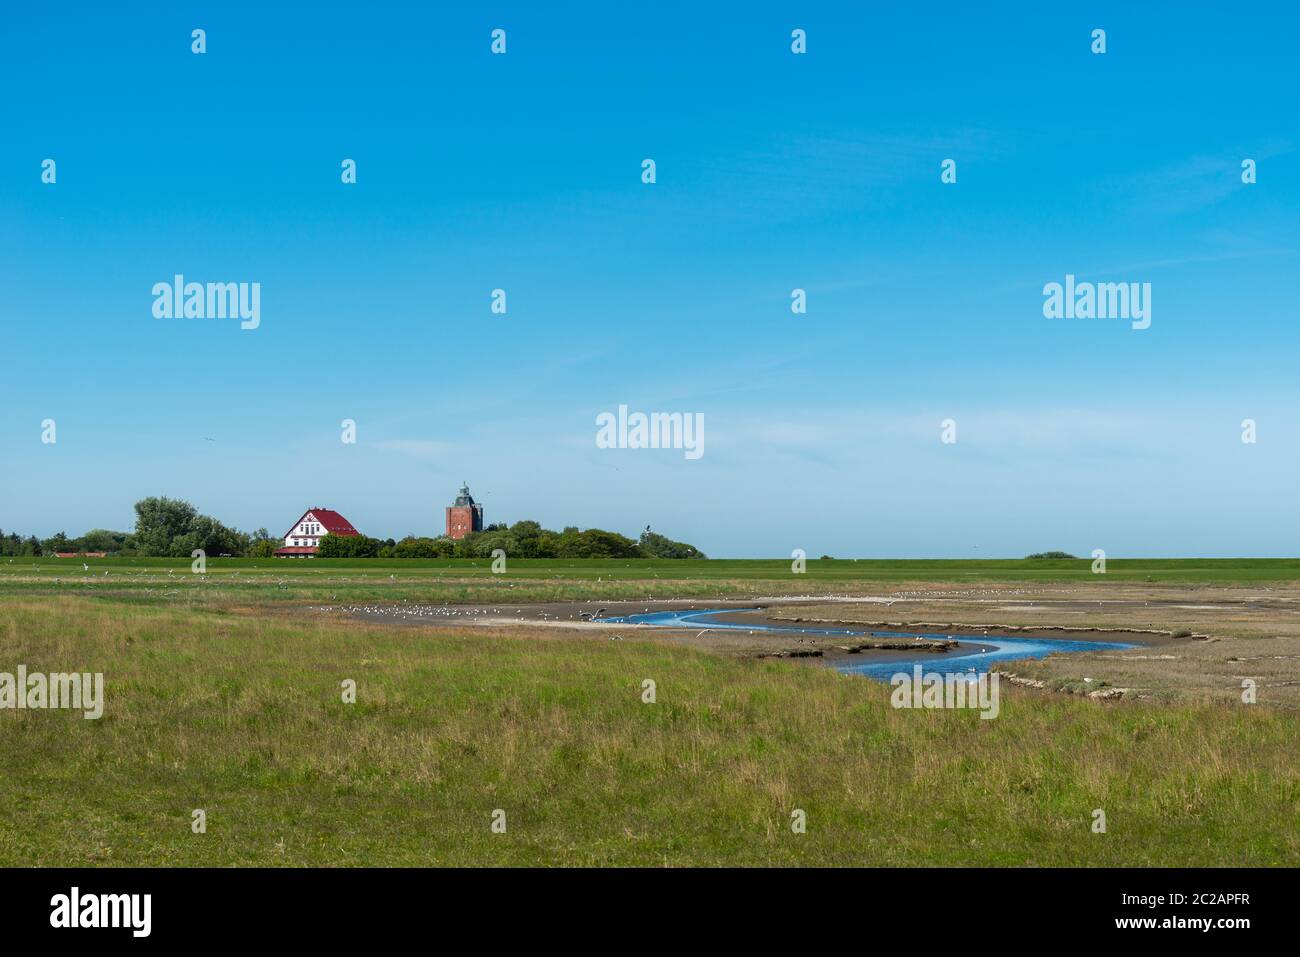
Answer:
[326,579,1299,705]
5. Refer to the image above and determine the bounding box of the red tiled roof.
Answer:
[309,509,359,535]
[282,508,360,539]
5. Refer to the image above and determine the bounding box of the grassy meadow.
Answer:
[2,555,1299,608]
[1,594,1297,866]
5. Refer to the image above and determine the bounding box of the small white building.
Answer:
[274,508,360,557]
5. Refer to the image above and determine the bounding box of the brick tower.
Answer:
[445,483,484,540]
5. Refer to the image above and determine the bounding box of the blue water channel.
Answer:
[594,608,1136,681]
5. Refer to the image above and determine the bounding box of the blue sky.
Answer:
[2,2,1297,557]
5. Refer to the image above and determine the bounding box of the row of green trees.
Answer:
[0,532,45,556]
[1,528,137,556]
[4,500,705,560]
[130,497,277,557]
[316,521,704,559]
[2,498,277,558]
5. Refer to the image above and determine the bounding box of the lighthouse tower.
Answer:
[445,483,484,540]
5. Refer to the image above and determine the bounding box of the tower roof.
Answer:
[453,483,477,507]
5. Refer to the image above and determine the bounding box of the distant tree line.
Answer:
[0,532,45,556]
[316,521,704,559]
[1,527,137,557]
[2,497,275,558]
[3,499,705,560]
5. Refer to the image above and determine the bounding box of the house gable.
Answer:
[279,507,361,554]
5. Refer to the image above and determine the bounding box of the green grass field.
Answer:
[3,558,1298,866]
[1,596,1297,866]
[2,556,1298,608]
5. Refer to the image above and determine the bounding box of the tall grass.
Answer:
[1,597,1295,866]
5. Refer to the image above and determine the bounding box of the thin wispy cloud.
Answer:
[374,439,456,462]
[1097,145,1293,216]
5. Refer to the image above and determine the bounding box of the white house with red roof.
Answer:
[274,507,360,557]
